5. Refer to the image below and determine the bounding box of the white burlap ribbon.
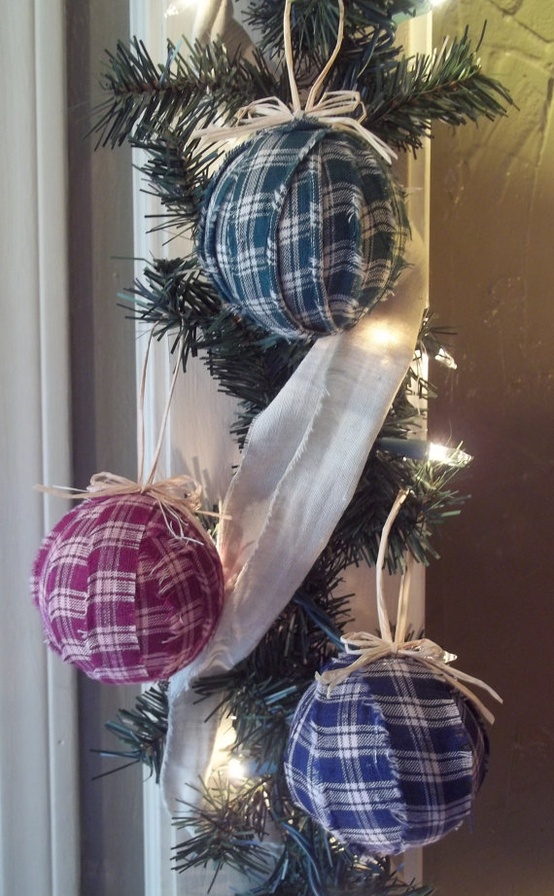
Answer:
[162,231,428,812]
[317,490,503,726]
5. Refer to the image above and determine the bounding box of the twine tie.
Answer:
[192,0,396,165]
[317,490,503,725]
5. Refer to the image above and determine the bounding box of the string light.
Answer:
[414,345,457,370]
[364,321,402,350]
[427,442,472,467]
[434,346,457,369]
[227,756,248,782]
[377,437,472,468]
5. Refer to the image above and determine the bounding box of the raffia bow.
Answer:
[317,490,503,725]
[37,471,210,543]
[192,0,396,165]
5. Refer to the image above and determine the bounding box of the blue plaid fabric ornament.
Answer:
[284,654,489,857]
[197,119,408,339]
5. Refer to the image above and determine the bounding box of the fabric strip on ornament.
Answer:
[162,231,428,812]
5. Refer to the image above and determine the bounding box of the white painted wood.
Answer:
[0,1,79,894]
[130,10,184,896]
[391,16,432,882]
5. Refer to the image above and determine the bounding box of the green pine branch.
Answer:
[265,813,433,896]
[122,256,223,363]
[131,126,224,234]
[121,255,310,441]
[359,28,514,152]
[192,560,350,770]
[95,682,168,783]
[243,0,418,63]
[334,451,468,571]
[93,37,277,149]
[175,781,434,896]
[173,774,275,884]
[93,21,512,232]
[106,262,469,794]
[122,255,467,563]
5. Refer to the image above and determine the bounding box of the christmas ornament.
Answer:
[284,653,489,856]
[284,491,501,856]
[32,338,224,685]
[32,489,224,685]
[197,120,407,339]
[195,0,407,340]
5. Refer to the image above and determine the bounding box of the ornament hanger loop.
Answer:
[192,0,396,165]
[318,489,503,724]
[36,331,215,542]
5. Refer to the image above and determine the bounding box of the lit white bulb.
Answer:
[427,442,472,467]
[434,346,457,370]
[364,321,401,350]
[227,757,247,782]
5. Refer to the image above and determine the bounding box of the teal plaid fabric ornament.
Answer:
[197,119,408,339]
[284,654,489,857]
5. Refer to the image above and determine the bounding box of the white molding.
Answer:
[130,10,179,896]
[0,0,79,893]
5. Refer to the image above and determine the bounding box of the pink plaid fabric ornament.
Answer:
[32,491,224,684]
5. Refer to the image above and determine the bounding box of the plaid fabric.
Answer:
[198,119,407,339]
[284,655,489,857]
[31,494,224,684]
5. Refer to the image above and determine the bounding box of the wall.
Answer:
[427,1,554,892]
[66,1,145,893]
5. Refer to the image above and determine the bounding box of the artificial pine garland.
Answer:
[91,2,512,892]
